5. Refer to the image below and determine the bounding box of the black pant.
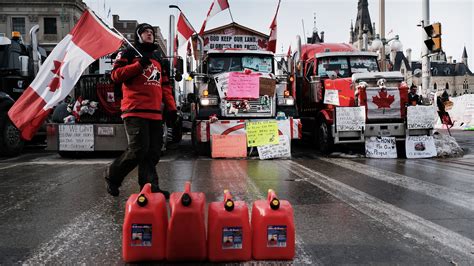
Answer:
[108,117,163,191]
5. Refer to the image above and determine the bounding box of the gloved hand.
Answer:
[166,110,178,127]
[139,56,152,67]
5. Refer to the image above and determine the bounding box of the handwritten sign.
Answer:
[257,135,291,160]
[227,72,260,99]
[405,135,436,158]
[59,124,94,151]
[211,135,247,158]
[407,105,437,129]
[214,72,229,98]
[335,106,366,131]
[259,77,276,96]
[324,89,340,105]
[246,120,279,147]
[365,136,397,158]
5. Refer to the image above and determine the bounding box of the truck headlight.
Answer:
[278,96,294,106]
[200,97,218,106]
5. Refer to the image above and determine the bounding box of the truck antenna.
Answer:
[301,19,307,44]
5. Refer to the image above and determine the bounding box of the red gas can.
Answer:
[251,189,295,260]
[166,181,207,261]
[208,190,251,262]
[122,183,168,262]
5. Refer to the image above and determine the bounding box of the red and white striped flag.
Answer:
[199,0,229,35]
[8,9,123,140]
[177,12,194,48]
[267,0,281,53]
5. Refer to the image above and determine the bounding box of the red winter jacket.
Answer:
[111,50,176,120]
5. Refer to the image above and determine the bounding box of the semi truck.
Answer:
[182,48,301,156]
[0,27,45,156]
[291,36,428,153]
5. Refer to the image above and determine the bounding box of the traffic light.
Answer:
[424,22,442,53]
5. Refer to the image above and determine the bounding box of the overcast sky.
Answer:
[85,0,473,67]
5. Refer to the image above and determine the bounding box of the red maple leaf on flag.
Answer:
[48,60,65,92]
[372,89,395,108]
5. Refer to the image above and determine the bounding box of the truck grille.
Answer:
[223,97,274,117]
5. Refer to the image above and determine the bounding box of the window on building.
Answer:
[433,83,437,91]
[44,18,57,34]
[12,17,26,35]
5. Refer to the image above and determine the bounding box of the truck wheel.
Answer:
[318,120,333,154]
[0,113,24,157]
[191,121,210,156]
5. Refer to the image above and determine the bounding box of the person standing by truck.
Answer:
[105,23,177,198]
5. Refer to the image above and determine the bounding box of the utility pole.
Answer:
[421,0,431,99]
[379,0,386,71]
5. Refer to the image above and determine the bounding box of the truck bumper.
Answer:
[194,118,302,143]
[46,123,127,151]
[333,122,407,144]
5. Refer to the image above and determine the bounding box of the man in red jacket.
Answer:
[105,23,177,198]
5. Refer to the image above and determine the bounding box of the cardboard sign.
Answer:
[335,106,366,131]
[365,137,397,158]
[259,77,276,96]
[257,135,291,160]
[405,135,436,158]
[407,105,437,129]
[323,89,340,105]
[211,135,247,158]
[227,72,259,99]
[214,72,229,98]
[59,124,94,151]
[246,120,279,147]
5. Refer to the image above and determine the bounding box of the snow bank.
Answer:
[433,132,464,158]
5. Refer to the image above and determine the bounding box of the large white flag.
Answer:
[8,9,123,140]
[177,12,194,48]
[199,0,230,35]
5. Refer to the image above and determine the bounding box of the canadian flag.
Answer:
[267,0,281,53]
[199,0,230,35]
[8,9,123,140]
[177,12,194,48]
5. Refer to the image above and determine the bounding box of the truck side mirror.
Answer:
[176,57,184,74]
[174,71,183,82]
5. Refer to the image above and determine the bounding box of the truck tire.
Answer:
[191,121,210,156]
[318,120,333,154]
[0,113,24,157]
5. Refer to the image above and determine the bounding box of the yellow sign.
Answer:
[246,120,279,147]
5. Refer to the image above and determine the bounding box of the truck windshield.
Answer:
[317,56,379,78]
[208,55,273,74]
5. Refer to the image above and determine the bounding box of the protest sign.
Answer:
[335,106,366,131]
[323,89,340,105]
[365,136,397,158]
[246,120,279,147]
[407,105,437,129]
[214,72,229,98]
[227,72,259,99]
[259,77,276,96]
[211,135,247,158]
[405,135,436,158]
[59,124,94,151]
[257,135,291,160]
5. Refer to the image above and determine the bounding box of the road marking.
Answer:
[318,157,474,212]
[279,160,474,259]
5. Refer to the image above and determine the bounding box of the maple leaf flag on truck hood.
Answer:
[8,9,123,140]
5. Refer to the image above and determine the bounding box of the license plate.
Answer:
[98,126,115,136]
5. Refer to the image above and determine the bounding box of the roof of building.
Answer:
[411,61,473,76]
[392,51,411,72]
[203,22,268,38]
[351,0,374,41]
[462,46,468,59]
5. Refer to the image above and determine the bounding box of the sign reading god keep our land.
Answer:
[227,72,260,99]
[59,124,94,151]
[405,135,437,158]
[335,106,366,131]
[211,135,247,158]
[246,120,279,147]
[257,135,291,160]
[323,89,340,105]
[365,136,397,158]
[407,105,437,129]
[203,34,268,51]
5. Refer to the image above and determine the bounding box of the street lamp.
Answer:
[370,34,402,71]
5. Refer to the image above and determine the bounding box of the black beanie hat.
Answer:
[135,23,155,44]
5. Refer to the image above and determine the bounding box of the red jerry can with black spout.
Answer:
[251,189,295,260]
[122,183,168,262]
[166,181,207,261]
[208,189,251,262]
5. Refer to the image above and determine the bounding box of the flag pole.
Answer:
[228,6,235,23]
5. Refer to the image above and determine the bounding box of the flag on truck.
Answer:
[177,12,195,48]
[199,0,230,35]
[267,0,281,53]
[8,9,123,140]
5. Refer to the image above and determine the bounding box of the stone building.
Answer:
[112,14,167,56]
[349,0,376,51]
[0,0,86,54]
